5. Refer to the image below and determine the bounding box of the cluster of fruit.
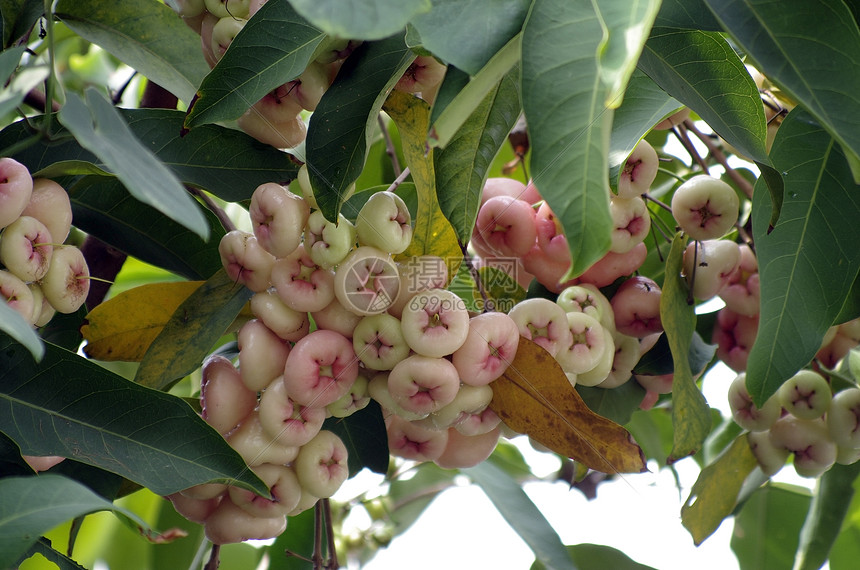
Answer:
[179,173,528,542]
[730,369,860,478]
[0,157,88,327]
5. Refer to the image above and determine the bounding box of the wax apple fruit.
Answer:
[616,139,658,199]
[400,288,470,357]
[39,245,90,313]
[671,175,739,241]
[0,157,33,230]
[356,191,413,254]
[249,182,309,258]
[0,216,53,282]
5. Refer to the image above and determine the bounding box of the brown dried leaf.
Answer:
[490,337,647,474]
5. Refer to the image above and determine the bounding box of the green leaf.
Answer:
[1,109,300,203]
[795,462,860,570]
[0,431,35,478]
[428,32,520,149]
[609,70,682,186]
[704,0,860,164]
[134,268,253,390]
[57,89,209,240]
[341,181,418,223]
[434,67,520,244]
[323,400,389,477]
[521,0,612,279]
[0,338,267,496]
[0,0,42,48]
[0,46,48,118]
[306,34,414,222]
[266,508,315,570]
[0,302,43,362]
[0,474,163,568]
[533,543,658,570]
[70,176,224,281]
[631,330,716,377]
[54,0,209,103]
[575,380,646,426]
[593,0,661,109]
[466,460,576,570]
[660,232,711,461]
[287,0,430,41]
[387,462,455,534]
[731,483,812,570]
[183,0,326,128]
[681,434,759,545]
[17,537,86,570]
[747,108,860,405]
[408,0,529,75]
[653,0,722,30]
[637,28,769,164]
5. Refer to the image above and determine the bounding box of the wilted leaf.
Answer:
[660,232,711,461]
[81,281,203,362]
[134,269,253,390]
[681,434,759,545]
[383,90,461,276]
[489,337,646,474]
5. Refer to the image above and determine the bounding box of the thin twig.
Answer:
[313,500,324,569]
[684,120,755,200]
[674,123,710,174]
[386,166,411,193]
[378,114,402,177]
[322,498,339,570]
[41,1,57,136]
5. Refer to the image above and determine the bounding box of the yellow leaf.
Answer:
[81,281,203,361]
[383,90,461,279]
[490,337,647,474]
[681,434,759,545]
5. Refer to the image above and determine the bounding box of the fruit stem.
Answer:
[377,113,402,177]
[673,123,710,175]
[385,166,411,194]
[684,120,754,200]
[42,0,57,137]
